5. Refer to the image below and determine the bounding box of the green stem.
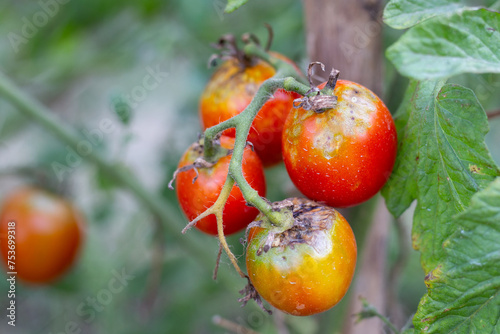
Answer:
[203,76,310,228]
[243,43,308,85]
[359,298,401,334]
[0,72,212,266]
[378,313,401,334]
[214,176,246,278]
[202,117,238,160]
[203,41,310,162]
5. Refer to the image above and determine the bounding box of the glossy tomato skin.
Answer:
[176,136,266,235]
[246,198,357,316]
[282,80,397,207]
[0,188,84,284]
[200,55,301,167]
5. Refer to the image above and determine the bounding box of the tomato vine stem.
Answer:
[203,76,310,230]
[212,315,260,334]
[195,42,347,280]
[214,178,246,278]
[357,298,401,334]
[201,43,313,233]
[181,176,246,278]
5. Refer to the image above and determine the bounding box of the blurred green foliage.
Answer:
[0,1,499,333]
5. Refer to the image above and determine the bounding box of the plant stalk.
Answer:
[203,76,310,229]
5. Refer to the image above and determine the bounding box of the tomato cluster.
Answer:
[200,54,301,167]
[175,47,301,236]
[174,35,397,316]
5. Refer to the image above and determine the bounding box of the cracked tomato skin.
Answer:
[282,80,397,207]
[0,188,84,284]
[246,198,357,316]
[200,54,301,167]
[176,136,266,236]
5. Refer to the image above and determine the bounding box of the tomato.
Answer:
[245,198,357,316]
[282,80,397,207]
[176,136,266,235]
[0,188,84,284]
[200,53,301,167]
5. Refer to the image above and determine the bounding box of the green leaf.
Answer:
[111,94,133,125]
[382,80,500,273]
[383,0,464,29]
[387,9,500,80]
[413,177,500,333]
[225,0,249,13]
[381,80,422,217]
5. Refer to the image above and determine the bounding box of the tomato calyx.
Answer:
[293,62,340,113]
[245,198,295,237]
[208,25,274,69]
[247,198,334,256]
[168,136,232,189]
[242,23,273,53]
[208,34,255,68]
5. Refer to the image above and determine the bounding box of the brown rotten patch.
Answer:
[248,198,335,256]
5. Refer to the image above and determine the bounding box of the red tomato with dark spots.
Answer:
[200,54,301,167]
[282,80,397,207]
[176,136,266,235]
[246,198,357,316]
[0,188,84,284]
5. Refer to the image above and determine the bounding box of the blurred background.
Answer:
[1,1,499,333]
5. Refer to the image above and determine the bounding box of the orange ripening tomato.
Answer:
[200,53,301,167]
[282,80,397,207]
[0,188,84,284]
[176,136,266,235]
[246,198,357,316]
